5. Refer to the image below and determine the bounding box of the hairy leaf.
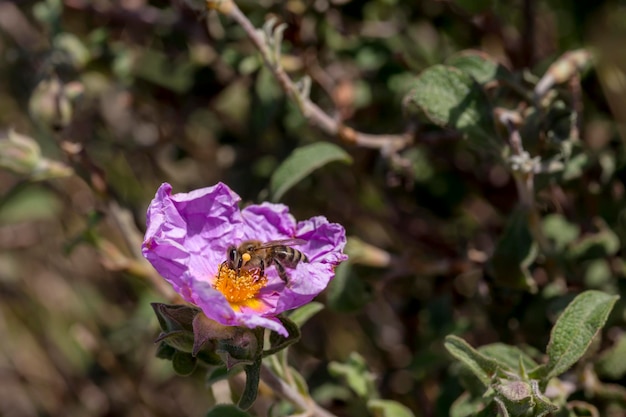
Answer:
[446,50,512,85]
[546,290,618,379]
[444,335,500,388]
[404,65,500,151]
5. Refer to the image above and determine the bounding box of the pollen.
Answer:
[213,264,267,306]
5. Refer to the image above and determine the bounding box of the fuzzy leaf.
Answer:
[404,65,500,151]
[546,290,618,379]
[269,142,352,201]
[444,335,500,388]
[446,50,512,85]
[478,344,539,372]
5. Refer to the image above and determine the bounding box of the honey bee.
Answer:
[223,238,309,283]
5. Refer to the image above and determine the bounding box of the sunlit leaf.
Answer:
[404,65,500,151]
[546,290,618,379]
[444,335,500,388]
[446,50,512,85]
[269,142,352,201]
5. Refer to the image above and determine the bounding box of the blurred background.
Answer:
[2,0,626,416]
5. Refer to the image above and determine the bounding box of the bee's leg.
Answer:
[259,259,265,280]
[275,261,290,284]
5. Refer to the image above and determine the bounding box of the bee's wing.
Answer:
[254,238,306,250]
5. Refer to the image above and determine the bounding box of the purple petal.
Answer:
[241,203,297,241]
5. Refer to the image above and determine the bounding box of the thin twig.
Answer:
[209,0,413,154]
[260,364,339,417]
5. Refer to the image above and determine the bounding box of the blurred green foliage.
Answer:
[2,0,626,416]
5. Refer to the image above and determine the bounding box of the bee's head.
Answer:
[226,245,242,270]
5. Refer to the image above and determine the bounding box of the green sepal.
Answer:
[154,329,195,353]
[238,328,264,410]
[263,316,301,357]
[155,341,176,360]
[151,302,199,333]
[172,350,198,376]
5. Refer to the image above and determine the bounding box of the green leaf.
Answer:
[546,290,619,379]
[444,335,500,388]
[542,214,580,252]
[328,352,377,398]
[568,221,620,261]
[477,344,538,372]
[269,142,352,201]
[287,302,324,327]
[206,404,252,417]
[450,392,491,417]
[404,65,500,151]
[488,206,538,291]
[368,399,415,417]
[446,50,512,85]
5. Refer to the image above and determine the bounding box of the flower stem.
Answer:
[260,364,338,417]
[210,0,413,155]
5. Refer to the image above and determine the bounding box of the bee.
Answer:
[223,238,309,284]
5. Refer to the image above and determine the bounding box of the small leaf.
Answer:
[488,206,538,291]
[269,142,352,201]
[450,392,490,417]
[568,220,620,261]
[368,399,415,417]
[444,335,500,388]
[446,50,512,85]
[288,302,324,327]
[546,290,619,379]
[205,404,252,417]
[478,344,538,372]
[328,352,377,398]
[404,65,500,151]
[542,214,580,252]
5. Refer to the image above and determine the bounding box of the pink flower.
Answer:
[142,183,347,336]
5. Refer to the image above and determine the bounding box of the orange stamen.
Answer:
[213,263,267,309]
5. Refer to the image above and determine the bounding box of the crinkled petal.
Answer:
[143,182,347,336]
[143,182,244,300]
[241,203,297,241]
[274,216,347,312]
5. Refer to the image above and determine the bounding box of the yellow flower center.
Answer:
[213,263,267,309]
